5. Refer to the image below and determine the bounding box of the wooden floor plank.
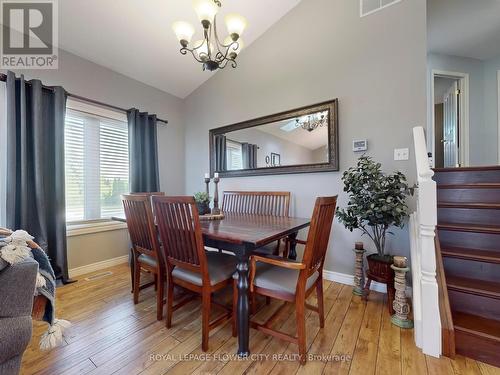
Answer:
[56,358,97,375]
[449,355,483,375]
[265,281,341,375]
[322,293,368,374]
[478,362,500,375]
[190,298,282,375]
[426,355,456,375]
[348,292,384,375]
[296,284,353,375]
[19,263,499,375]
[401,327,428,375]
[240,303,296,375]
[375,296,401,375]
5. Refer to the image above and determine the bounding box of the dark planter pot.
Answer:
[366,254,394,281]
[196,202,211,215]
[365,253,396,315]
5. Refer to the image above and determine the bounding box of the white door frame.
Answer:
[430,69,470,167]
[497,70,500,163]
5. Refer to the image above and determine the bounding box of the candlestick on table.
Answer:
[212,175,220,215]
[204,175,211,197]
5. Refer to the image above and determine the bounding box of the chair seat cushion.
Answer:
[137,254,157,268]
[232,261,272,280]
[172,251,236,286]
[253,263,319,294]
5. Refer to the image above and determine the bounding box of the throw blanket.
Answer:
[0,229,70,350]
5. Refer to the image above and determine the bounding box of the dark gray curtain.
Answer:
[214,134,227,171]
[127,109,160,192]
[242,143,258,169]
[5,71,69,281]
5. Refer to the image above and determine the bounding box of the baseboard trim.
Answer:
[69,258,407,296]
[323,270,387,293]
[69,255,129,278]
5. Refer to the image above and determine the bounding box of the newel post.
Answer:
[411,126,441,358]
[418,171,441,357]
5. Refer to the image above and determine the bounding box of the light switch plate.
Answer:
[394,148,409,161]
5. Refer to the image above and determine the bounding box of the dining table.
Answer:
[113,212,311,356]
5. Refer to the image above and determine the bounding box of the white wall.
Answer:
[0,49,185,269]
[184,0,427,276]
[228,127,316,168]
[427,53,500,165]
[483,55,500,163]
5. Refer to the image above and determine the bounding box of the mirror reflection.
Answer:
[214,110,329,172]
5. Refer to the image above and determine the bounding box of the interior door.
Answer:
[443,81,459,167]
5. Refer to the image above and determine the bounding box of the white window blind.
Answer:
[64,107,129,223]
[226,140,243,170]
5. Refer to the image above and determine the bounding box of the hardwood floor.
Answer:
[21,264,500,375]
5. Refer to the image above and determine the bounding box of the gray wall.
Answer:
[0,49,186,269]
[427,52,499,165]
[228,127,316,169]
[483,55,500,164]
[184,0,427,275]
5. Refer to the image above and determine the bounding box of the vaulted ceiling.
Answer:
[58,0,302,98]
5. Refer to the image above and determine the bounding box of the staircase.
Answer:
[434,166,500,367]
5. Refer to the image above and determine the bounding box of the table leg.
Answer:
[288,231,298,260]
[236,252,250,357]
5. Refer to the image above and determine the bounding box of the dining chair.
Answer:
[221,191,291,255]
[236,196,337,364]
[127,192,165,290]
[152,195,236,351]
[121,194,165,321]
[130,191,165,197]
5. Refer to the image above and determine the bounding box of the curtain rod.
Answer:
[0,73,168,125]
[227,137,260,149]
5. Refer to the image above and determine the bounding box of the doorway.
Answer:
[430,70,469,168]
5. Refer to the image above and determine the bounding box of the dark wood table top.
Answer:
[199,213,310,246]
[113,213,310,247]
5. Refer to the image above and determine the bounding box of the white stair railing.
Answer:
[410,126,441,357]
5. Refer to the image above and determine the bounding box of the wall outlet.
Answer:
[394,148,409,161]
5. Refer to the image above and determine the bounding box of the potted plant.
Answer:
[336,156,412,281]
[194,192,211,215]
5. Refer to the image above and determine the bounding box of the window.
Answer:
[226,139,243,170]
[65,101,129,223]
[360,0,402,17]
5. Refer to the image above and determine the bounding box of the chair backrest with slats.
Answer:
[221,191,290,217]
[152,196,209,279]
[121,194,161,261]
[301,196,338,279]
[130,192,165,196]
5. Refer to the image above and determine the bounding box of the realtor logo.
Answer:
[1,0,58,69]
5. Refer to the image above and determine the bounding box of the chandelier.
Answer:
[172,0,247,72]
[295,112,328,132]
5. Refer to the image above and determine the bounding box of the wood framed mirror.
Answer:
[209,99,339,177]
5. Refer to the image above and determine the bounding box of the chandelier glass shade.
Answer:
[172,0,247,71]
[295,111,328,132]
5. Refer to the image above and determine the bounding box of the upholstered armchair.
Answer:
[0,257,38,375]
